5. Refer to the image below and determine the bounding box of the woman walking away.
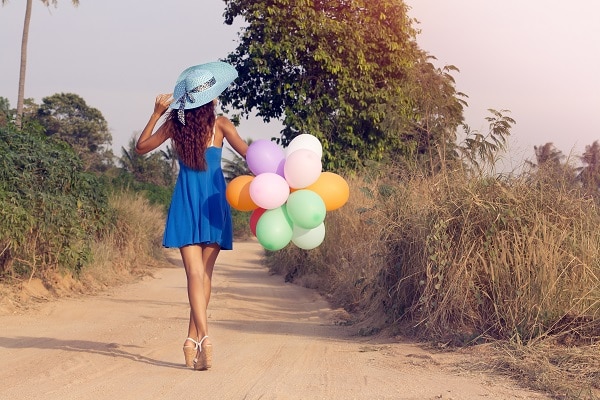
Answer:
[135,61,248,370]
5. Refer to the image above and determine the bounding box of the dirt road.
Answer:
[0,240,549,400]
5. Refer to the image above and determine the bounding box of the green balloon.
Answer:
[286,190,326,229]
[256,205,293,251]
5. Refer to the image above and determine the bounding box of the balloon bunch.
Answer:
[226,134,349,251]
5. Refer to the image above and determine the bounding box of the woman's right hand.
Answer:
[154,93,173,116]
[136,94,173,155]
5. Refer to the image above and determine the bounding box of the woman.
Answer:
[135,61,248,370]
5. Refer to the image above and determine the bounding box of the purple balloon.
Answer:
[246,140,285,176]
[276,158,286,178]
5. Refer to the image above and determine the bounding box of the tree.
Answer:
[1,0,79,129]
[525,142,577,189]
[0,97,10,126]
[119,136,174,187]
[160,144,179,184]
[381,55,467,172]
[221,0,464,171]
[119,137,144,180]
[457,109,515,175]
[35,93,112,171]
[222,138,253,182]
[531,142,564,168]
[578,140,600,193]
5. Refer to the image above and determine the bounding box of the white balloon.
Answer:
[284,149,322,189]
[292,223,326,250]
[285,134,323,159]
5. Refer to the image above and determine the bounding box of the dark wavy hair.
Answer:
[166,101,216,170]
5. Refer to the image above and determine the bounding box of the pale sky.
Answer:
[1,1,599,169]
[408,1,600,169]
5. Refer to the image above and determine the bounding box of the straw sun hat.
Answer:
[170,61,238,125]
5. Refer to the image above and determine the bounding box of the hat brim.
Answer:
[170,61,238,110]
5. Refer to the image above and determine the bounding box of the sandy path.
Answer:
[0,240,549,400]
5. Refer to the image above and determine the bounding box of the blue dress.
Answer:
[162,145,233,250]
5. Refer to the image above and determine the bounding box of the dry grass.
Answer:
[265,164,600,398]
[80,190,166,288]
[466,341,600,399]
[265,172,387,318]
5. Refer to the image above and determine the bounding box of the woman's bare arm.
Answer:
[135,93,173,155]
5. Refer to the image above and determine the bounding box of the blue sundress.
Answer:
[162,141,233,250]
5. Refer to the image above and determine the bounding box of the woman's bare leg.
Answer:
[201,243,220,305]
[183,244,220,346]
[180,245,211,350]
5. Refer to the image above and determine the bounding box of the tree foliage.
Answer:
[0,123,112,278]
[578,140,600,193]
[532,142,564,168]
[524,142,577,189]
[221,0,464,171]
[222,138,253,182]
[160,144,179,184]
[457,109,515,175]
[35,93,113,171]
[382,58,467,171]
[0,96,10,126]
[118,136,174,188]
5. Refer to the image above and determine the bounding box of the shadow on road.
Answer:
[0,336,187,370]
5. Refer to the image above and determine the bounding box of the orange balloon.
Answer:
[305,172,349,211]
[226,175,258,211]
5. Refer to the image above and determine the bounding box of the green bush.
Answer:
[0,125,113,279]
[102,170,173,212]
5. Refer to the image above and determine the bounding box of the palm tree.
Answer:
[222,139,252,182]
[578,140,600,193]
[532,142,564,167]
[160,144,179,183]
[119,137,148,182]
[526,142,578,189]
[120,136,174,187]
[1,0,79,128]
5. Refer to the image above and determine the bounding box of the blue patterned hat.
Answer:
[170,61,238,124]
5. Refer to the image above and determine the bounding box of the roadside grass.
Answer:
[480,341,600,400]
[264,165,599,399]
[81,190,166,288]
[0,190,166,309]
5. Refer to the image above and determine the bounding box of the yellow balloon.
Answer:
[226,175,258,211]
[305,172,349,211]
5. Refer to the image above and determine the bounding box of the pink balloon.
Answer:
[284,149,322,189]
[246,140,285,176]
[249,173,291,209]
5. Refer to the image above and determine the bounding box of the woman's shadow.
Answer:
[0,336,187,369]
